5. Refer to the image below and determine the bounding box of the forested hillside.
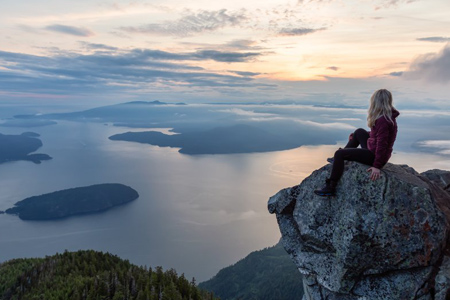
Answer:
[199,242,303,300]
[0,250,218,300]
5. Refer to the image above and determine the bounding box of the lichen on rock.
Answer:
[269,161,450,299]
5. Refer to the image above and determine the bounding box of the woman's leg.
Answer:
[315,129,372,196]
[344,128,370,149]
[329,148,375,182]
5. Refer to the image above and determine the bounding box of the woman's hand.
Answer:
[349,133,354,141]
[367,167,381,181]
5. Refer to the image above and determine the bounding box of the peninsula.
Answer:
[0,132,51,164]
[5,183,139,220]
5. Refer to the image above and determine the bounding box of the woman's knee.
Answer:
[354,128,367,135]
[334,149,345,159]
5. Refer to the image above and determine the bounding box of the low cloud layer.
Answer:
[45,24,94,37]
[120,9,248,37]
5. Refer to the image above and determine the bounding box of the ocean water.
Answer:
[0,120,448,281]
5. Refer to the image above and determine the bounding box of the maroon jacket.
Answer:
[367,109,400,169]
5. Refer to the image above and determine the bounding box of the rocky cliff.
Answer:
[268,161,450,300]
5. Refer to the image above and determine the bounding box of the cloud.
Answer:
[79,42,118,51]
[332,118,362,121]
[277,27,325,36]
[417,140,450,155]
[230,71,261,77]
[45,24,94,37]
[417,37,450,43]
[0,47,273,98]
[179,39,267,55]
[223,39,262,50]
[191,50,260,62]
[295,119,355,130]
[129,48,262,63]
[120,9,248,37]
[403,44,450,83]
[374,0,419,10]
[227,107,356,130]
[215,108,276,117]
[327,66,339,71]
[389,71,403,76]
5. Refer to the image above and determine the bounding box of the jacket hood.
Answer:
[392,108,400,119]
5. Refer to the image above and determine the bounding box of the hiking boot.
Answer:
[314,179,337,197]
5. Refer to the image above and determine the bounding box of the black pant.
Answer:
[329,128,375,182]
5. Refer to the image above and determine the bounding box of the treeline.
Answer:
[0,250,219,300]
[199,242,303,300]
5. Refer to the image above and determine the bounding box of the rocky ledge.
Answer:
[268,161,450,300]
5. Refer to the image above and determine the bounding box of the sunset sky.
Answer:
[1,0,449,107]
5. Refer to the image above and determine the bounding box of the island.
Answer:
[109,124,301,155]
[5,183,139,220]
[0,132,52,164]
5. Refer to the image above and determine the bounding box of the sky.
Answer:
[0,0,449,107]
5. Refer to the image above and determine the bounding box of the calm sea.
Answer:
[0,121,447,281]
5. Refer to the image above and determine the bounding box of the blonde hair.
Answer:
[367,89,395,128]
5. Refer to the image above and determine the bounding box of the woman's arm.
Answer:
[372,119,390,169]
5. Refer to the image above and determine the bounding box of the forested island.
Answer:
[0,132,52,164]
[0,250,218,300]
[109,124,301,155]
[5,184,139,220]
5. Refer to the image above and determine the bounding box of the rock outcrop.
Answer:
[268,161,450,299]
[421,169,450,194]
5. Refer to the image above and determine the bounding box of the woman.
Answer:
[314,89,399,197]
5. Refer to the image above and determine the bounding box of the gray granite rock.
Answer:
[421,169,450,193]
[269,161,450,299]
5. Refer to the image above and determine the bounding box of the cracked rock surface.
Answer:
[269,162,450,299]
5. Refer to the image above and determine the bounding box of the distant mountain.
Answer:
[14,100,186,123]
[109,124,301,155]
[0,132,52,164]
[123,100,186,105]
[0,250,218,300]
[199,242,304,300]
[10,101,351,152]
[124,100,167,105]
[5,183,139,220]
